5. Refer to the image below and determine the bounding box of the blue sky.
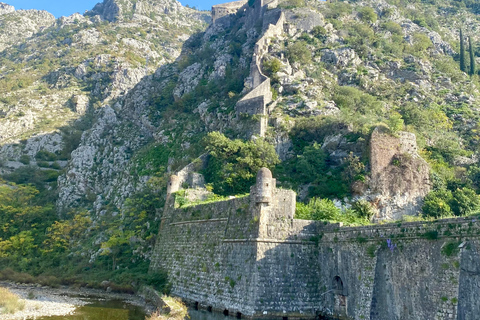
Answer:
[6,0,220,17]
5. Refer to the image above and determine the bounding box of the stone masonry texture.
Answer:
[150,170,480,320]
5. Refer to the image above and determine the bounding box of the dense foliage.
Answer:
[0,179,167,292]
[203,132,280,195]
[295,198,372,225]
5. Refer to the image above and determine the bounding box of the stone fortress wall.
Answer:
[150,167,480,320]
[212,0,248,23]
[149,2,479,319]
[235,0,284,137]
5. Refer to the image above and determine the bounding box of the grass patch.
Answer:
[177,193,249,208]
[0,287,25,314]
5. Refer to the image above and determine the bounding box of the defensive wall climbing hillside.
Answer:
[150,167,480,320]
[234,0,284,137]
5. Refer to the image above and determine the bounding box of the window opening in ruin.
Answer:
[236,312,242,319]
[223,309,229,316]
[207,306,213,312]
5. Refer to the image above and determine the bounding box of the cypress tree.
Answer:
[460,29,466,72]
[469,36,476,76]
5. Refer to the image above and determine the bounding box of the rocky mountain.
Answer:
[0,0,209,207]
[1,0,480,216]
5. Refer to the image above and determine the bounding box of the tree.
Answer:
[422,190,453,218]
[469,36,476,76]
[450,188,480,216]
[460,29,466,72]
[204,132,280,195]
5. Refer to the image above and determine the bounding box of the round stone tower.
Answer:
[256,167,273,204]
[167,175,180,196]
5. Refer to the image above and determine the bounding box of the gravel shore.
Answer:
[0,282,150,320]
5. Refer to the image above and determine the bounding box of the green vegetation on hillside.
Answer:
[203,132,280,195]
[0,179,168,293]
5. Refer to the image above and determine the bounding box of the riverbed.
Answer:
[0,282,151,320]
[1,282,241,320]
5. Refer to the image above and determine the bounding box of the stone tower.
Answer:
[255,167,274,204]
[166,174,180,197]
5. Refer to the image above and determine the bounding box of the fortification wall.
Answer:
[212,0,248,23]
[235,8,285,137]
[150,196,261,316]
[151,181,480,320]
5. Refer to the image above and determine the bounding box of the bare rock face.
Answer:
[89,0,122,22]
[88,0,189,22]
[0,8,55,51]
[368,127,431,221]
[0,2,14,15]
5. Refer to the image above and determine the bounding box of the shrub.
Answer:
[441,241,460,257]
[311,26,327,39]
[381,21,403,35]
[406,33,433,56]
[333,86,382,115]
[281,0,305,8]
[325,2,352,19]
[387,111,404,134]
[0,288,25,314]
[422,190,453,218]
[351,199,375,220]
[287,41,311,64]
[450,188,480,216]
[35,150,57,161]
[296,198,371,226]
[296,198,341,221]
[19,155,30,165]
[263,58,281,77]
[358,7,377,24]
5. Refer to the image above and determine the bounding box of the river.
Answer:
[35,297,232,320]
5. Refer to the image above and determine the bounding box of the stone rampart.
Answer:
[235,8,285,137]
[151,168,480,320]
[212,0,248,23]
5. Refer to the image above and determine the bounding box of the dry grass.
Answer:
[146,296,188,320]
[0,287,25,314]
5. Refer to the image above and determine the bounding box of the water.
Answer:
[37,299,146,320]
[188,308,233,320]
[35,297,231,320]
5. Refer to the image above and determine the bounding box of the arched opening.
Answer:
[194,302,199,310]
[236,312,242,319]
[282,317,288,320]
[223,309,229,316]
[332,276,347,318]
[332,276,343,294]
[207,306,213,312]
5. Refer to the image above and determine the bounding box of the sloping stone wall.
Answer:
[235,6,285,137]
